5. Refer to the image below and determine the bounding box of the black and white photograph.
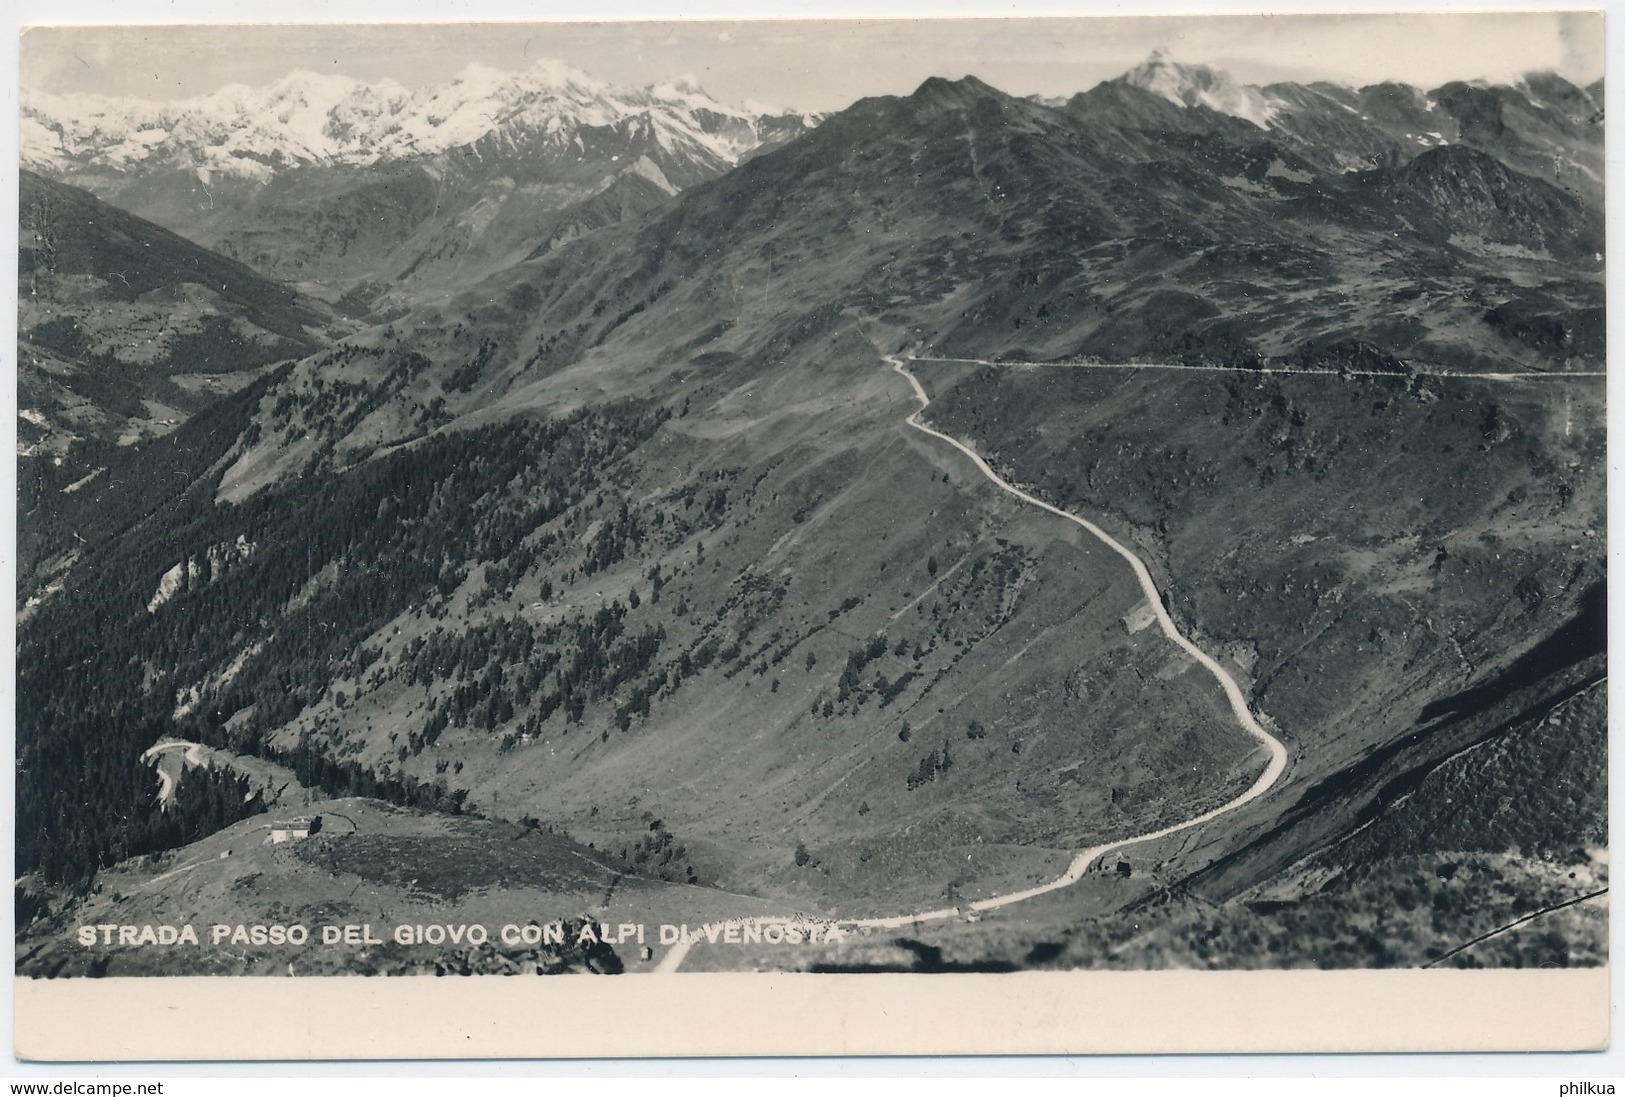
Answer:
[10,8,1609,1057]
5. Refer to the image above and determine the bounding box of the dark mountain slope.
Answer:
[20,169,332,340]
[1431,76,1604,204]
[1356,144,1600,258]
[18,170,346,576]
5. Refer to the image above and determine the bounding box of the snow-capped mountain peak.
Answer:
[514,57,608,94]
[649,74,711,102]
[1121,48,1281,129]
[22,59,817,182]
[266,68,371,101]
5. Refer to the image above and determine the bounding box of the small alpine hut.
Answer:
[266,816,314,845]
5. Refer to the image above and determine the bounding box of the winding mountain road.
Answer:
[652,354,1290,972]
[912,355,1606,381]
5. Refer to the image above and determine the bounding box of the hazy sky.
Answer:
[20,9,1605,113]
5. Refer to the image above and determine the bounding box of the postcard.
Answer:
[12,11,1608,1059]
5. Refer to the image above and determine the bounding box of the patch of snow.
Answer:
[1265,158,1313,184]
[1123,48,1280,129]
[1218,174,1270,195]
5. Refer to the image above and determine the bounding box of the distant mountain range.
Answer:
[23,59,814,179]
[21,53,1601,314]
[22,60,820,306]
[1114,52,1603,203]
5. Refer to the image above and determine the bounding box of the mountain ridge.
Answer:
[23,58,818,178]
[23,59,822,306]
